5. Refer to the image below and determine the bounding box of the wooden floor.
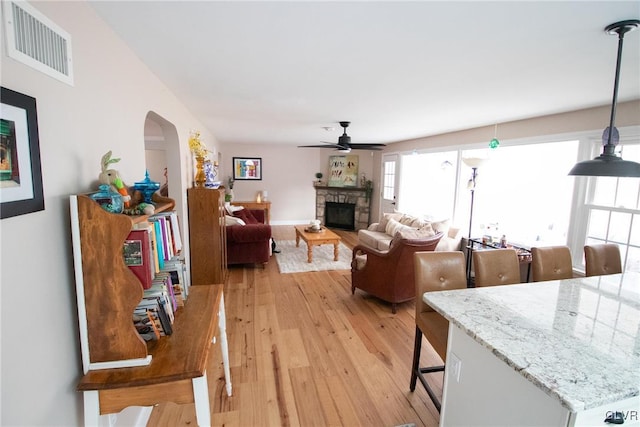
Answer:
[147,226,443,426]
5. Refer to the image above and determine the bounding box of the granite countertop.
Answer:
[423,272,640,412]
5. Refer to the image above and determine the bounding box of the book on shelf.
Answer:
[155,297,173,335]
[162,259,187,304]
[135,296,173,336]
[153,211,183,254]
[133,310,160,341]
[146,222,160,274]
[123,229,153,290]
[151,219,165,270]
[153,216,172,261]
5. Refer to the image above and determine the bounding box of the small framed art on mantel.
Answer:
[233,157,262,180]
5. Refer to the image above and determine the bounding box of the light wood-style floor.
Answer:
[148,226,443,426]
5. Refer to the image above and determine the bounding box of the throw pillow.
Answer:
[377,212,403,232]
[396,223,436,240]
[399,214,427,228]
[224,215,246,226]
[234,208,259,224]
[225,204,245,216]
[389,222,436,250]
[430,218,451,235]
[385,218,415,237]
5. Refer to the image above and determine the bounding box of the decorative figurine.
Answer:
[99,151,131,208]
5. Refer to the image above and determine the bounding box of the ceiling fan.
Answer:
[298,121,386,152]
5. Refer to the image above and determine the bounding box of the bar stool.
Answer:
[472,249,521,287]
[531,246,573,282]
[410,251,467,412]
[584,244,622,277]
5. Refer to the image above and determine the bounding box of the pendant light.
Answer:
[568,19,640,177]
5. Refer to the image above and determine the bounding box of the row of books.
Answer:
[123,211,183,290]
[122,210,189,341]
[133,270,183,340]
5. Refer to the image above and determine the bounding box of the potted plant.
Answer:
[315,172,323,185]
[365,180,373,202]
[225,176,234,202]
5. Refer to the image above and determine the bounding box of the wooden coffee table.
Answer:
[294,225,341,263]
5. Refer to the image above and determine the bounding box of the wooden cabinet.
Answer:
[187,187,228,286]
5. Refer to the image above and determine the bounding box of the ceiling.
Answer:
[89,1,640,148]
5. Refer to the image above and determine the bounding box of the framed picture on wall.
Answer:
[328,155,358,187]
[233,157,262,180]
[1,87,44,219]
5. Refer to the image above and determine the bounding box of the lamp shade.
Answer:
[568,155,640,177]
[462,157,488,168]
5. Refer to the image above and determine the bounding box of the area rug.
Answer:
[274,240,353,273]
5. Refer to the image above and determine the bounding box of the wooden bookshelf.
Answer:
[70,192,232,425]
[70,193,175,370]
[187,187,228,286]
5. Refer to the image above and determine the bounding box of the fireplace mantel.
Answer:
[314,185,371,231]
[314,186,368,192]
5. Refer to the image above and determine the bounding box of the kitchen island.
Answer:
[424,272,639,426]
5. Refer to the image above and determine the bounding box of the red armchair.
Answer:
[351,232,444,313]
[226,209,272,265]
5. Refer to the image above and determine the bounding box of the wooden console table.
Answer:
[77,284,232,426]
[231,200,272,224]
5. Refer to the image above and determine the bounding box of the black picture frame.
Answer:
[1,87,44,219]
[232,157,262,180]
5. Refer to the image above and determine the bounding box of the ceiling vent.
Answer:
[2,0,74,86]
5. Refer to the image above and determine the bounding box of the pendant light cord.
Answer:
[605,23,634,153]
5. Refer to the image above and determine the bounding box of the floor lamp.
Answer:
[462,157,488,285]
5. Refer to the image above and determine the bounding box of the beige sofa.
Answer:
[357,212,462,252]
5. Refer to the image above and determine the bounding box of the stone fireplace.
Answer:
[315,186,370,231]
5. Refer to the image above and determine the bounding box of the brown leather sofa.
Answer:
[226,209,272,265]
[350,232,444,313]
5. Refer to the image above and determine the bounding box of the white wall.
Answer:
[0,2,218,425]
[219,143,375,224]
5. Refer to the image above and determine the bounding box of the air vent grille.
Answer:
[3,1,74,86]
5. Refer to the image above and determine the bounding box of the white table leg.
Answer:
[83,390,100,427]
[192,374,211,427]
[218,293,232,396]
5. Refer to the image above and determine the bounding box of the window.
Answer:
[461,141,578,247]
[399,151,458,220]
[382,159,396,201]
[583,142,640,272]
[395,127,640,274]
[399,141,578,247]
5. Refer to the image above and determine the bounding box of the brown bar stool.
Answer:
[410,251,467,412]
[531,246,573,282]
[472,249,521,287]
[584,244,622,277]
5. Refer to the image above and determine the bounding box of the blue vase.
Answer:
[90,184,124,214]
[133,170,161,204]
